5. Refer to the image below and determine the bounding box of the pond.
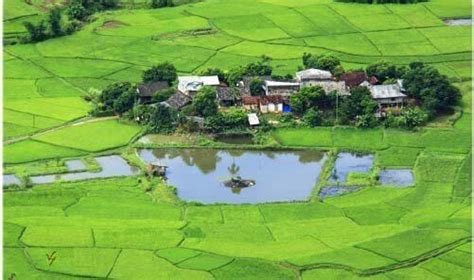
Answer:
[319,186,360,200]
[30,155,139,184]
[379,169,414,187]
[444,19,471,26]
[329,153,374,183]
[3,174,22,187]
[138,148,328,204]
[65,159,87,171]
[214,133,254,145]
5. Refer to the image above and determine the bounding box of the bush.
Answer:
[303,108,323,127]
[204,108,248,133]
[302,53,342,74]
[143,62,177,85]
[192,86,218,117]
[384,107,429,129]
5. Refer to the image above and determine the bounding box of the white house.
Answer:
[296,68,333,87]
[259,95,286,114]
[263,80,300,96]
[178,76,220,95]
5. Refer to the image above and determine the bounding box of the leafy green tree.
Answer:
[338,86,377,124]
[302,53,342,74]
[23,21,47,42]
[303,108,323,127]
[66,3,89,20]
[113,88,138,115]
[193,86,218,117]
[366,60,406,83]
[402,63,460,116]
[99,82,135,110]
[143,62,177,85]
[290,86,327,115]
[204,108,248,133]
[48,8,62,37]
[249,78,265,96]
[149,104,178,133]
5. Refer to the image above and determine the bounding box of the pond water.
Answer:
[214,134,254,145]
[30,155,139,185]
[3,174,22,186]
[444,19,471,26]
[379,169,414,187]
[329,153,374,183]
[65,159,87,171]
[319,186,360,200]
[138,149,327,204]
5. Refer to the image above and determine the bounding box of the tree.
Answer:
[303,108,323,127]
[402,63,461,116]
[66,3,89,21]
[48,8,62,37]
[302,53,342,74]
[366,61,405,83]
[204,108,247,133]
[152,88,175,103]
[193,86,218,117]
[338,86,377,124]
[199,68,226,84]
[148,104,178,133]
[249,78,265,96]
[290,86,326,115]
[143,62,177,85]
[99,82,135,110]
[151,0,173,8]
[113,88,138,115]
[23,20,47,42]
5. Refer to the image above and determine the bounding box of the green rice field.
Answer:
[3,0,472,278]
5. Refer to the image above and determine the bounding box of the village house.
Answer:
[137,81,170,103]
[238,76,271,95]
[368,83,407,117]
[296,68,333,87]
[162,91,192,110]
[216,86,243,107]
[263,80,300,96]
[311,80,350,96]
[339,71,368,88]
[259,95,288,114]
[178,76,220,95]
[242,96,260,111]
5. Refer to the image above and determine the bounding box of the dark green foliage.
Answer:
[249,78,265,96]
[130,104,155,124]
[384,107,429,129]
[67,3,90,21]
[226,59,273,86]
[290,86,331,115]
[303,108,323,127]
[199,68,226,84]
[338,86,377,125]
[148,104,178,133]
[152,88,176,103]
[48,8,62,37]
[192,86,218,117]
[151,0,174,8]
[302,53,342,74]
[23,21,47,43]
[204,108,248,133]
[143,62,177,85]
[95,82,138,115]
[366,60,405,83]
[402,63,461,115]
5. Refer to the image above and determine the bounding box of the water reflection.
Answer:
[3,174,22,187]
[319,186,360,200]
[30,156,138,184]
[139,149,328,204]
[329,153,374,183]
[379,169,414,187]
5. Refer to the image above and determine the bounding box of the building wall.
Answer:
[266,86,299,96]
[376,97,405,106]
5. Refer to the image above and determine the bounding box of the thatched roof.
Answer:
[137,81,170,97]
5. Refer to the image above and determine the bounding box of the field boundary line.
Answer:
[106,249,122,279]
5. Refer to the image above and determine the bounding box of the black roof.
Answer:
[216,86,243,101]
[137,81,170,97]
[163,91,192,110]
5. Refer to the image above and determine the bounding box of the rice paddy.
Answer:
[3,0,472,278]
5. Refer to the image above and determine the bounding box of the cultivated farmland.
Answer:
[2,0,472,278]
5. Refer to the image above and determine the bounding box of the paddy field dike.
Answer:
[3,0,472,278]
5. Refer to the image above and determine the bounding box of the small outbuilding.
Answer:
[216,86,243,107]
[247,113,260,126]
[263,80,300,96]
[242,96,260,111]
[259,95,287,114]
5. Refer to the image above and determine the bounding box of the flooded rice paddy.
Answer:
[139,149,327,204]
[444,19,472,26]
[29,156,138,184]
[329,152,374,183]
[3,174,22,187]
[379,169,414,187]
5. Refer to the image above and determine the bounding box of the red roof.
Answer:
[260,95,287,105]
[242,96,260,105]
[339,72,367,87]
[369,76,379,85]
